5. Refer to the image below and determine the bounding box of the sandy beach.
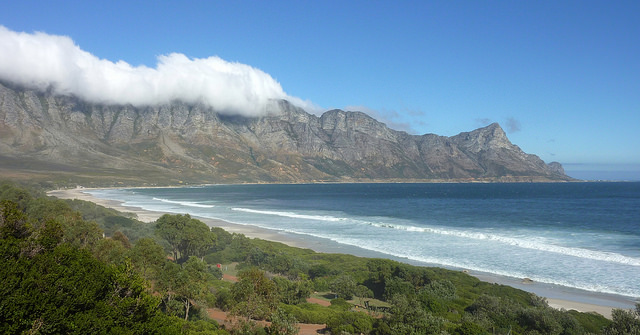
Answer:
[48,186,638,320]
[47,187,351,252]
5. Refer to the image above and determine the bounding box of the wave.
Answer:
[342,239,640,298]
[364,221,640,267]
[152,197,214,208]
[231,207,347,222]
[221,223,640,298]
[231,206,640,267]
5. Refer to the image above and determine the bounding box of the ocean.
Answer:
[88,182,640,300]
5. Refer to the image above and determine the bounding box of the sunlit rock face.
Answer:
[0,82,570,184]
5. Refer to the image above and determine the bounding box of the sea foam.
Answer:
[152,197,214,208]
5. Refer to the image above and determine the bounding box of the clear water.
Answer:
[89,182,640,298]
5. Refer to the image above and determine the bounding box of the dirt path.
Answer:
[207,308,325,334]
[306,297,331,307]
[222,273,238,282]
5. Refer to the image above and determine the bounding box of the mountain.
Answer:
[0,82,571,185]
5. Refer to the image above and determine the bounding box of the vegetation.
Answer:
[156,213,217,263]
[1,180,637,334]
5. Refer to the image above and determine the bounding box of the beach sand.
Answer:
[547,299,615,319]
[48,187,639,320]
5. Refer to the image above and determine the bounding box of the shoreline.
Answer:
[48,186,639,319]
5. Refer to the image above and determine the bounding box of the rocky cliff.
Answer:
[0,82,571,185]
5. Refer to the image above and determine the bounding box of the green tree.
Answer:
[0,199,32,239]
[155,256,214,321]
[382,278,415,301]
[326,311,374,334]
[112,230,132,248]
[35,219,64,251]
[354,284,374,306]
[61,213,102,249]
[603,304,640,335]
[231,268,278,320]
[93,237,128,264]
[177,256,215,321]
[0,243,181,334]
[330,274,357,300]
[366,258,395,298]
[156,261,186,317]
[273,276,313,305]
[267,308,300,335]
[386,294,446,335]
[129,237,167,280]
[155,214,216,263]
[0,182,34,209]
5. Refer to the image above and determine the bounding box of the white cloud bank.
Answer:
[0,26,315,116]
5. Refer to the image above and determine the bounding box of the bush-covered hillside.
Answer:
[1,181,638,334]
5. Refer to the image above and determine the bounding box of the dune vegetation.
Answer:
[1,180,638,334]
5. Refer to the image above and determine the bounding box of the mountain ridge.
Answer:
[0,82,571,186]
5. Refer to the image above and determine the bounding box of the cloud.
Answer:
[505,117,521,133]
[0,26,315,116]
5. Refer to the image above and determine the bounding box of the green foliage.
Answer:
[129,237,166,280]
[210,226,233,251]
[452,321,489,335]
[63,214,103,249]
[2,181,621,335]
[330,274,357,300]
[156,214,216,263]
[603,304,640,335]
[384,293,448,334]
[0,242,180,334]
[423,279,457,300]
[181,319,227,335]
[417,280,457,315]
[204,233,253,264]
[354,284,374,305]
[567,310,614,334]
[178,257,217,320]
[65,198,155,242]
[312,276,330,292]
[214,287,234,311]
[273,276,313,305]
[326,310,374,334]
[383,277,416,301]
[281,303,338,324]
[267,308,300,335]
[463,293,606,335]
[0,181,38,209]
[0,182,228,334]
[93,236,129,264]
[155,256,217,321]
[0,199,32,239]
[231,268,279,320]
[329,298,352,311]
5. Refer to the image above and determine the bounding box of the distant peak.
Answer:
[480,122,504,132]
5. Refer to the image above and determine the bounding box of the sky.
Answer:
[0,1,638,180]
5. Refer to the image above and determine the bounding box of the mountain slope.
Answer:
[0,82,571,185]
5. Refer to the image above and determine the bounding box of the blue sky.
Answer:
[1,1,638,180]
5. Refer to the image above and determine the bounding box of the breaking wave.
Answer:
[231,207,640,267]
[231,207,346,222]
[152,197,214,208]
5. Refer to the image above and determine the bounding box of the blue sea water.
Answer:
[89,182,640,299]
